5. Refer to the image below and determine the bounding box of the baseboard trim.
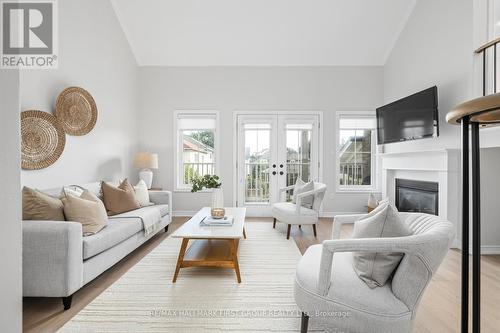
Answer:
[453,239,500,254]
[470,245,500,255]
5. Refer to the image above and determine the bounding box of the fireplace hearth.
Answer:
[395,178,439,215]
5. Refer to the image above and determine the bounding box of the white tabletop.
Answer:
[171,207,246,239]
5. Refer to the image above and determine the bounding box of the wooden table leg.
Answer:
[172,238,189,283]
[243,227,247,239]
[230,239,241,283]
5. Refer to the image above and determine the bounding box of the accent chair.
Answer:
[294,212,454,332]
[272,181,326,239]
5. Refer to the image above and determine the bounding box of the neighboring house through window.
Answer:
[336,112,377,192]
[175,112,218,190]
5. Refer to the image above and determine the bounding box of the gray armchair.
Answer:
[294,212,454,333]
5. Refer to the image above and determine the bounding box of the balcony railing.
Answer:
[340,162,369,186]
[244,161,311,203]
[183,162,215,184]
[245,162,269,202]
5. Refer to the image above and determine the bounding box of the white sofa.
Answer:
[22,182,172,310]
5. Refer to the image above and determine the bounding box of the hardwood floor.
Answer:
[23,217,500,332]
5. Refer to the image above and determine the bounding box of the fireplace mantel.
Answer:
[380,149,461,247]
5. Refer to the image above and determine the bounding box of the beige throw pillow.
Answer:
[22,187,65,221]
[62,190,108,236]
[134,180,153,206]
[292,179,314,209]
[352,203,412,288]
[101,179,141,215]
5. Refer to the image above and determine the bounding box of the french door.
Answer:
[236,113,321,216]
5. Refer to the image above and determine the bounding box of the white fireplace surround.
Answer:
[381,149,461,248]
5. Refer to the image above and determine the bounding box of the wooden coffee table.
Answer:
[171,207,246,283]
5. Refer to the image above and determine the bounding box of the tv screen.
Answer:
[376,86,439,145]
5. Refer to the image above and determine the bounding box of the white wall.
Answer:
[0,70,22,332]
[20,0,138,189]
[383,0,474,153]
[480,147,500,252]
[137,66,383,214]
[384,0,500,252]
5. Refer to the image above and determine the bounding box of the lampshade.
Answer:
[134,152,158,169]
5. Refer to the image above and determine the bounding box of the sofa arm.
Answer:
[22,221,83,297]
[149,190,172,216]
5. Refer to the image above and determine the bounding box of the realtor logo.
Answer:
[1,0,58,68]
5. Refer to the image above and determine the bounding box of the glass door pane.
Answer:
[285,124,313,201]
[243,124,271,204]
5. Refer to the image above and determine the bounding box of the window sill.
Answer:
[174,188,214,193]
[335,188,381,194]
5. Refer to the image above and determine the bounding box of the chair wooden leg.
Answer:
[301,312,309,333]
[286,224,291,239]
[273,218,276,229]
[312,224,317,238]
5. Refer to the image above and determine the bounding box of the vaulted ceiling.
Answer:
[111,0,416,66]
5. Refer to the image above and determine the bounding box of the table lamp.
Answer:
[134,152,158,189]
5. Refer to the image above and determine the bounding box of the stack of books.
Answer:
[199,215,234,227]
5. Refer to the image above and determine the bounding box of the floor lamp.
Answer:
[446,38,500,333]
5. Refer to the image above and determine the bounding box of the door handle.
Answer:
[272,171,277,175]
[272,164,276,168]
[279,171,284,175]
[280,164,284,168]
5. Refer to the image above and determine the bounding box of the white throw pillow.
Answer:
[292,179,314,209]
[59,185,85,199]
[352,202,412,288]
[134,180,153,207]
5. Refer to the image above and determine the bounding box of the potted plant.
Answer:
[191,175,224,217]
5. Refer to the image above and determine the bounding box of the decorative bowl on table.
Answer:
[210,208,225,219]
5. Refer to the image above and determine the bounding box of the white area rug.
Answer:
[60,222,315,332]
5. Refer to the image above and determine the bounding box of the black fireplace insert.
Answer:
[395,178,438,215]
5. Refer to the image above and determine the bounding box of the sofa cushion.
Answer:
[101,179,141,215]
[295,244,409,317]
[62,190,108,236]
[82,217,143,259]
[22,187,65,221]
[352,203,412,288]
[134,180,153,206]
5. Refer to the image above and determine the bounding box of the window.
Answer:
[175,112,218,190]
[336,113,377,191]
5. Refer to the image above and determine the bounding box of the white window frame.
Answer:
[173,110,220,192]
[335,111,378,193]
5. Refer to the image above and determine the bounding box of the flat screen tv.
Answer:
[376,86,439,145]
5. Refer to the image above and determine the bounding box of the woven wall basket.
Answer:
[21,110,66,170]
[55,86,97,136]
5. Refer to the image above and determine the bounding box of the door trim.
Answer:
[232,111,323,215]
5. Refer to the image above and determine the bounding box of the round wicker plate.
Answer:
[21,110,66,170]
[55,86,97,135]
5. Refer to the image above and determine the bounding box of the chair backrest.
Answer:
[311,182,327,212]
[391,213,454,314]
